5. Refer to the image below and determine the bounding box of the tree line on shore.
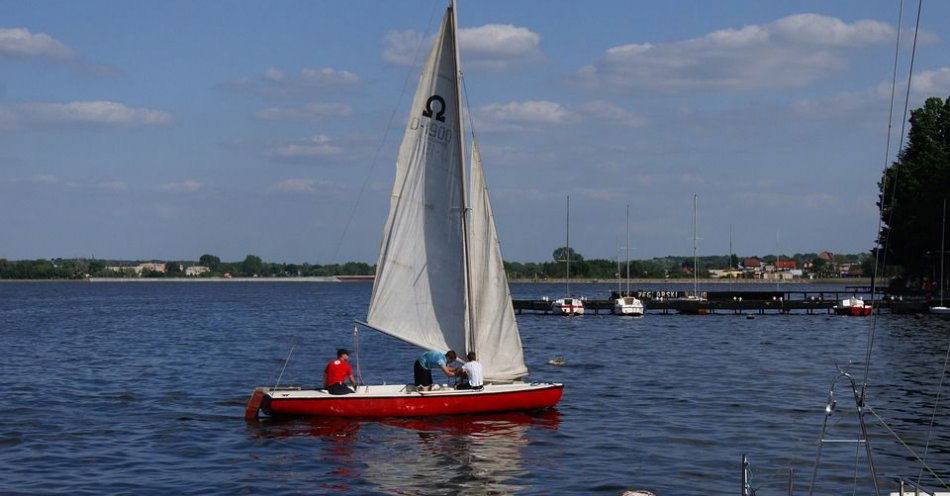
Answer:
[0,250,870,280]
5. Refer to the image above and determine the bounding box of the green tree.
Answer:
[241,255,264,276]
[552,246,583,263]
[878,96,950,279]
[198,254,220,270]
[165,262,184,276]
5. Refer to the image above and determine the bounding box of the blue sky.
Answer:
[2,1,949,263]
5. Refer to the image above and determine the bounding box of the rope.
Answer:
[861,0,909,400]
[866,405,949,489]
[915,337,950,487]
[273,343,296,389]
[329,0,441,263]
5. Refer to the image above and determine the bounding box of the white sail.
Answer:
[470,143,528,380]
[366,7,469,356]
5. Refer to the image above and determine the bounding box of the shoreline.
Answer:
[1,277,873,285]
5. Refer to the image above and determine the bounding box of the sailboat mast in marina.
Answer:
[613,204,644,316]
[551,196,585,315]
[247,0,562,418]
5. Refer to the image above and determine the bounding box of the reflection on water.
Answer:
[252,411,560,495]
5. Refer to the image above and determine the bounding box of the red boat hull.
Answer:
[261,384,564,417]
[833,306,873,316]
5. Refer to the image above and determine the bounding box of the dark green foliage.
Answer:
[878,96,950,279]
[551,246,583,263]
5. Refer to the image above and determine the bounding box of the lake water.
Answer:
[1,281,948,495]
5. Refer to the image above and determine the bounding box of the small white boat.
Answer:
[833,296,873,316]
[613,296,644,316]
[551,297,584,315]
[931,306,950,315]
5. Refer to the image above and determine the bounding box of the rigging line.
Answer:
[868,0,904,318]
[915,337,950,488]
[866,405,949,489]
[274,343,296,389]
[861,0,920,400]
[329,0,441,263]
[460,66,478,145]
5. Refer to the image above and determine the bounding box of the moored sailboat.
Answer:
[551,196,586,315]
[613,205,644,316]
[247,1,562,418]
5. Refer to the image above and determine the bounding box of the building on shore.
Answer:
[185,266,210,276]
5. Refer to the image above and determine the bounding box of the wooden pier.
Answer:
[513,289,932,315]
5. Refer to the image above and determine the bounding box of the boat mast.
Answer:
[616,241,622,294]
[451,0,476,354]
[566,195,571,297]
[693,194,698,297]
[729,223,734,284]
[625,204,630,296]
[941,198,947,306]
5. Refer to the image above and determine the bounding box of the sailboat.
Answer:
[613,205,644,316]
[246,1,563,418]
[931,198,949,315]
[677,194,708,315]
[550,196,585,315]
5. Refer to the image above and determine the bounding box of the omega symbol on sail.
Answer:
[422,95,446,122]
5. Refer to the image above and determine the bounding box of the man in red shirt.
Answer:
[324,348,357,395]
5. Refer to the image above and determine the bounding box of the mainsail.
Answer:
[366,7,468,356]
[469,143,528,380]
[367,2,528,382]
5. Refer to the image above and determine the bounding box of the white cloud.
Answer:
[27,174,58,184]
[770,14,894,46]
[735,191,840,209]
[0,101,172,131]
[576,13,895,93]
[268,134,344,162]
[578,101,647,127]
[576,187,625,201]
[459,24,541,70]
[0,27,74,60]
[97,181,128,191]
[225,67,361,99]
[382,30,423,65]
[254,102,352,121]
[477,100,574,131]
[383,24,541,70]
[269,178,318,193]
[157,180,203,193]
[793,67,950,118]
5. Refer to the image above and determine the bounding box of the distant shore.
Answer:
[510,277,872,285]
[1,277,873,285]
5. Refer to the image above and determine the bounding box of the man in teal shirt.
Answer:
[414,350,458,391]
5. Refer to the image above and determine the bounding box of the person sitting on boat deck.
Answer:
[324,348,357,395]
[414,350,458,391]
[455,352,483,390]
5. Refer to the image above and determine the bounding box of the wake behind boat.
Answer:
[247,0,562,418]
